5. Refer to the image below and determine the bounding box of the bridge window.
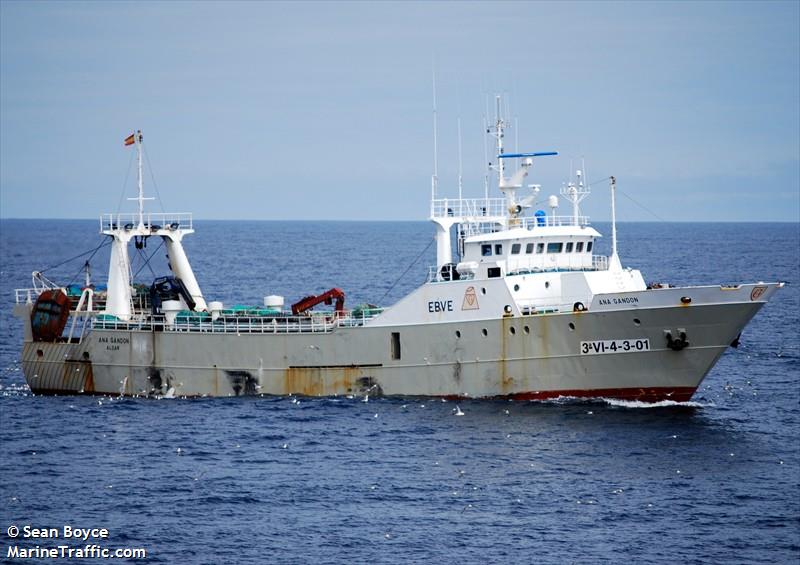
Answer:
[525,243,534,254]
[576,242,584,252]
[565,242,574,253]
[511,243,521,255]
[481,244,492,256]
[494,244,503,255]
[487,267,501,278]
[587,241,593,252]
[547,242,563,253]
[536,243,545,254]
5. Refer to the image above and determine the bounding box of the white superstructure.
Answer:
[427,96,640,316]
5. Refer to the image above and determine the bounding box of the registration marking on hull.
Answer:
[580,339,650,355]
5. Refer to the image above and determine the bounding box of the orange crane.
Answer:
[291,288,346,315]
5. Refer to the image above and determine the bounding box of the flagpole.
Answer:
[136,130,144,229]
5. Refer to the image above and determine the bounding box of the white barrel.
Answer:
[208,300,224,321]
[264,295,284,310]
[162,300,183,325]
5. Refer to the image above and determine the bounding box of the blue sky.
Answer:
[1,1,798,221]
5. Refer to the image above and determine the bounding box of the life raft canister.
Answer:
[31,289,71,342]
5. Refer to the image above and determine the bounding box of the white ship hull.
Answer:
[16,284,776,402]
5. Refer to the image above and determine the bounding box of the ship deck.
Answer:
[15,287,383,338]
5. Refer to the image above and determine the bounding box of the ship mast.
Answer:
[137,130,144,227]
[491,95,506,184]
[128,130,153,229]
[431,67,439,201]
[560,159,590,225]
[609,175,622,271]
[103,130,208,319]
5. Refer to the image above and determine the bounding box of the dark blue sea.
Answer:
[1,220,798,564]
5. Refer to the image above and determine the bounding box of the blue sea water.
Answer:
[0,220,798,564]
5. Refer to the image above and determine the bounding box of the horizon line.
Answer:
[1,217,798,224]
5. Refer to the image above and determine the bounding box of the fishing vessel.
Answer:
[13,107,783,401]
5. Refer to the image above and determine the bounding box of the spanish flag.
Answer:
[124,133,135,146]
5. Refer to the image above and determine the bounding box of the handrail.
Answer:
[426,254,609,282]
[89,308,384,334]
[427,266,475,283]
[100,212,193,232]
[431,198,507,219]
[15,288,42,304]
[461,215,590,237]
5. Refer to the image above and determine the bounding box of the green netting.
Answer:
[351,304,384,318]
[175,311,211,323]
[220,306,282,316]
[94,314,119,321]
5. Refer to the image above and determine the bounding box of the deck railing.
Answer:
[14,288,147,311]
[15,288,42,304]
[460,215,589,237]
[89,308,384,334]
[431,198,507,219]
[427,266,475,283]
[100,212,193,232]
[426,254,610,283]
[592,255,609,271]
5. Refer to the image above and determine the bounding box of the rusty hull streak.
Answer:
[500,316,513,394]
[62,359,94,393]
[83,361,95,393]
[283,366,359,396]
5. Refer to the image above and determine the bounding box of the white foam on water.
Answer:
[601,398,710,409]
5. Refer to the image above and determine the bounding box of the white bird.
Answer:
[454,406,465,416]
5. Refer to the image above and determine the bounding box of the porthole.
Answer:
[568,322,575,331]
[545,281,550,289]
[481,328,488,337]
[513,284,520,292]
[633,318,641,326]
[509,327,516,335]
[481,287,487,295]
[455,330,461,338]
[523,326,530,335]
